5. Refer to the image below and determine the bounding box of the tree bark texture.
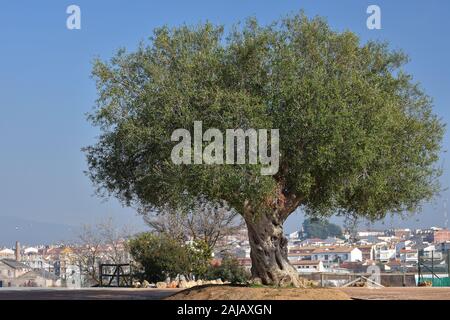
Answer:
[243,192,305,287]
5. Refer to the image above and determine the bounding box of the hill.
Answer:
[0,216,77,246]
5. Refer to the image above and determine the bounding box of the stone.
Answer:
[178,280,189,289]
[141,280,150,288]
[132,281,141,288]
[156,281,167,289]
[307,280,319,288]
[250,277,263,286]
[196,280,203,286]
[216,279,223,285]
[168,280,179,288]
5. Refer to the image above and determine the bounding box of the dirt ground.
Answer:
[2,286,450,300]
[340,287,450,300]
[165,285,351,300]
[166,285,450,300]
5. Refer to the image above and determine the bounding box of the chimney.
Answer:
[15,241,21,261]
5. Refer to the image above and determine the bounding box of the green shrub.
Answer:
[128,233,211,283]
[207,255,250,284]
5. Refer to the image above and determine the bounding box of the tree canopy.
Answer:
[85,13,444,221]
[85,12,445,286]
[302,218,343,240]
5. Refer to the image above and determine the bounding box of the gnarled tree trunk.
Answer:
[243,193,305,288]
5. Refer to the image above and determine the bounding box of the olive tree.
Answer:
[84,13,445,287]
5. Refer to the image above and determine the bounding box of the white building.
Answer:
[399,248,418,264]
[0,249,15,259]
[357,230,385,238]
[422,245,443,259]
[375,247,396,263]
[311,247,363,264]
[21,247,53,270]
[288,231,301,240]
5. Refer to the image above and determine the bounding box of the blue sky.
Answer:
[0,0,449,236]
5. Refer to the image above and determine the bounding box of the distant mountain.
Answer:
[0,216,78,247]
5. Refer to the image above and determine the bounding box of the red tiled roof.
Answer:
[387,260,402,266]
[357,245,374,248]
[399,249,417,253]
[357,245,373,252]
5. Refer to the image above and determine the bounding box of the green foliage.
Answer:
[207,255,250,284]
[189,240,213,279]
[302,218,343,239]
[128,233,188,282]
[128,233,211,282]
[85,12,444,223]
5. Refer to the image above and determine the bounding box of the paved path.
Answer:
[0,288,181,300]
[2,287,450,300]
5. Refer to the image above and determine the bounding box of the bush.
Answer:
[128,233,212,283]
[128,233,189,283]
[207,255,250,284]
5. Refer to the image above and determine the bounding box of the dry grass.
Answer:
[165,285,351,300]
